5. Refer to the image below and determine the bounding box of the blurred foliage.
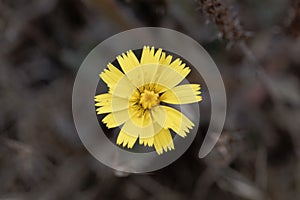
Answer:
[0,0,300,199]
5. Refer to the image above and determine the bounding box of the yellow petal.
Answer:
[120,108,165,142]
[102,109,130,128]
[95,93,112,102]
[121,115,158,139]
[160,53,191,79]
[154,64,190,92]
[95,93,129,114]
[153,128,174,155]
[151,106,194,137]
[111,75,137,99]
[117,50,140,74]
[139,137,154,147]
[168,58,191,79]
[116,130,138,149]
[99,63,124,93]
[129,106,152,127]
[125,64,187,93]
[160,84,202,104]
[154,48,163,61]
[140,46,162,64]
[159,52,172,65]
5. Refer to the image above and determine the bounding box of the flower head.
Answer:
[95,46,202,154]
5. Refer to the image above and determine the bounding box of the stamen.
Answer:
[139,89,160,109]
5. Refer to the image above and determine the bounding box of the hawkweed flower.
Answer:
[95,46,202,154]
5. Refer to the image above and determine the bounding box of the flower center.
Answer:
[139,89,159,109]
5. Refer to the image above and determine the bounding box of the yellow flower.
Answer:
[95,46,202,154]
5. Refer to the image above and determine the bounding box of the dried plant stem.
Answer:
[197,0,249,42]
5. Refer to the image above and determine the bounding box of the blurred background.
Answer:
[1,0,300,199]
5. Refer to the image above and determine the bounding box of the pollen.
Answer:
[139,90,160,109]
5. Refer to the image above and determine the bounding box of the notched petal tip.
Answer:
[116,131,138,149]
